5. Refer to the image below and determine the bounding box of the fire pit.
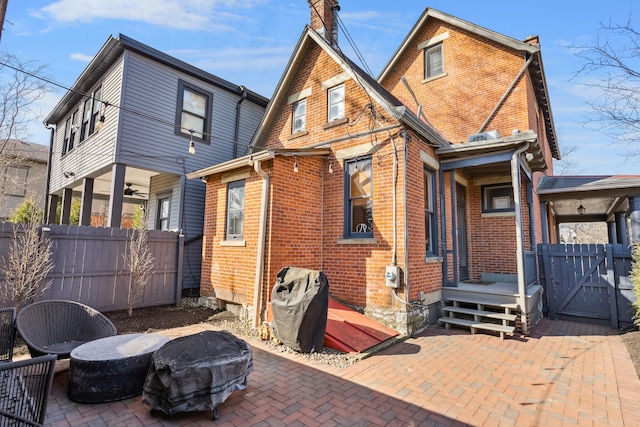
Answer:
[142,330,253,420]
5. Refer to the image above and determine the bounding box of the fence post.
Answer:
[175,234,184,307]
[540,244,555,320]
[606,244,619,329]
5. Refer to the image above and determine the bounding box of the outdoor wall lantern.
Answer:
[577,200,586,215]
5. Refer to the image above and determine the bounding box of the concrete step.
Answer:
[443,306,517,322]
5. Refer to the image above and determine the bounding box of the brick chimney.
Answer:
[309,0,340,44]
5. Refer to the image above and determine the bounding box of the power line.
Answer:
[0,59,253,151]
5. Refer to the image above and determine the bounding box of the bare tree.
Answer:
[0,204,54,311]
[574,17,640,157]
[123,222,155,316]
[0,54,51,214]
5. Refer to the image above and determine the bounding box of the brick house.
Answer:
[188,3,559,335]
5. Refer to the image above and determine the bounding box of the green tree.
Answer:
[8,198,43,224]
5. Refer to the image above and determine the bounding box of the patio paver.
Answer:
[42,319,640,426]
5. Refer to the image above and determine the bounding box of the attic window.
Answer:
[328,84,345,122]
[424,44,443,79]
[292,99,306,134]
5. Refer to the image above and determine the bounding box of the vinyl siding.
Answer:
[49,58,125,194]
[118,51,263,175]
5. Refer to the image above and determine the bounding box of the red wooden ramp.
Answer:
[324,298,399,353]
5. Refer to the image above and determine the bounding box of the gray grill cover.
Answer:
[270,267,329,352]
[142,330,253,415]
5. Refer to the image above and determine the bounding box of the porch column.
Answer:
[60,187,73,225]
[47,194,59,225]
[107,163,126,228]
[615,211,629,247]
[607,221,618,244]
[511,146,529,335]
[540,201,549,244]
[80,177,94,226]
[629,195,640,244]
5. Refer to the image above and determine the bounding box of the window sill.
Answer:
[322,117,348,130]
[288,130,308,140]
[425,256,443,263]
[337,238,377,245]
[422,72,447,84]
[481,211,515,218]
[220,240,246,247]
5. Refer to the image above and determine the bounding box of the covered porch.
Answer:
[435,130,546,336]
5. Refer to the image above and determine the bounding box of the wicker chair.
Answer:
[0,307,16,363]
[16,300,117,359]
[0,354,56,426]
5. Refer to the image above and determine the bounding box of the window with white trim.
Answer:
[79,86,102,142]
[328,84,345,122]
[226,180,245,240]
[292,99,306,133]
[63,109,78,155]
[345,156,373,238]
[156,196,171,230]
[424,44,443,79]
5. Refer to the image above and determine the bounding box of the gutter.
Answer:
[233,86,248,158]
[511,143,530,335]
[252,159,270,328]
[44,125,55,224]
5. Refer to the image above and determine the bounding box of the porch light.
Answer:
[188,130,196,155]
[328,160,334,174]
[577,200,586,215]
[293,155,298,173]
[96,114,106,131]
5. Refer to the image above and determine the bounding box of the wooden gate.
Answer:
[537,244,635,329]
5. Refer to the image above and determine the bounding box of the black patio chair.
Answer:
[0,353,56,426]
[0,307,16,363]
[16,300,117,359]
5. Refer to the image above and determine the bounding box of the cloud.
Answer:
[69,53,93,62]
[35,0,265,31]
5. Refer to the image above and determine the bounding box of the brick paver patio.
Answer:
[42,319,640,426]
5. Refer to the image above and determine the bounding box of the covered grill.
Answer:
[270,267,329,353]
[142,330,253,419]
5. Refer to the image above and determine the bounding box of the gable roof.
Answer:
[1,139,49,163]
[45,34,268,125]
[378,8,559,160]
[249,25,448,152]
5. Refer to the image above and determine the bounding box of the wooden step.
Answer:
[438,317,515,339]
[443,306,517,322]
[446,296,519,310]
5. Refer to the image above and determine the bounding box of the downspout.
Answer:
[233,86,247,158]
[403,131,410,301]
[44,125,55,224]
[252,159,270,328]
[511,143,529,335]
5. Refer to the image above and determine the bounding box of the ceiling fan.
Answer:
[123,182,148,197]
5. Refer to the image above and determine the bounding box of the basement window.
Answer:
[482,184,515,213]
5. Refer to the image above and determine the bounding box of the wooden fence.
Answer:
[0,222,183,312]
[537,243,635,329]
